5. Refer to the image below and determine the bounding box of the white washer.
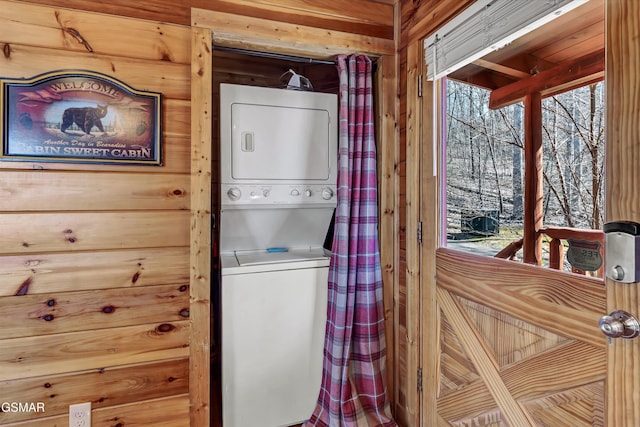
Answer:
[221,249,328,427]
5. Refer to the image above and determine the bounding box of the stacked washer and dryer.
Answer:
[219,83,338,427]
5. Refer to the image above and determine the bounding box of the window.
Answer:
[444,79,605,274]
[425,0,605,275]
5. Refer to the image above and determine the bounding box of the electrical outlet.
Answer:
[69,402,91,427]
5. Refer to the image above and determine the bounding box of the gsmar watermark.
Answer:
[1,402,46,413]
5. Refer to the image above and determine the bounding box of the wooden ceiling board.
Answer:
[24,0,395,39]
[192,0,395,39]
[498,0,604,61]
[448,0,604,96]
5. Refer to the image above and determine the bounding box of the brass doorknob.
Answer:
[599,310,640,339]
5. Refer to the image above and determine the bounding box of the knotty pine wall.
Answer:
[395,1,476,425]
[0,0,398,426]
[0,2,191,425]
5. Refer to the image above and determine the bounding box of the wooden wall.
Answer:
[24,0,395,35]
[395,0,475,425]
[0,1,192,425]
[1,0,397,426]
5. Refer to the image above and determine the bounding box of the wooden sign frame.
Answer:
[0,70,162,165]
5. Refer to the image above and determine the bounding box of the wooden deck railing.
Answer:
[495,226,605,277]
[494,238,523,260]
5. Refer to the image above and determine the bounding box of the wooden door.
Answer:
[418,1,640,426]
[604,1,640,425]
[432,251,605,427]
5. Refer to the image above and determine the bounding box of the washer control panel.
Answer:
[222,184,336,206]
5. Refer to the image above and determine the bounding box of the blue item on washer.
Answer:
[266,247,289,253]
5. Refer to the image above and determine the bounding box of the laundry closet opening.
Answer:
[210,46,344,426]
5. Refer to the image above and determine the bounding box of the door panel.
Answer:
[434,249,606,426]
[412,1,640,424]
[605,1,640,426]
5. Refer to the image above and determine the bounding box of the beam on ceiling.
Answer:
[489,48,604,109]
[473,58,531,79]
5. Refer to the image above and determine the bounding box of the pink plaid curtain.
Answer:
[304,55,397,427]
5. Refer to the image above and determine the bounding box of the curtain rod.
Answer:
[212,45,336,65]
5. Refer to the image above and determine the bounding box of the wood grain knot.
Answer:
[15,277,32,296]
[156,323,175,333]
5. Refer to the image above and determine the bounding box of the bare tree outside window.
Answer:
[445,79,605,266]
[542,83,605,230]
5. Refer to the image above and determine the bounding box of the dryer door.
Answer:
[230,103,331,181]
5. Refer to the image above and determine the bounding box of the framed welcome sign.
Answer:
[0,70,162,165]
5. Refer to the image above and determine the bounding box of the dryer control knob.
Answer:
[227,187,242,201]
[321,188,334,200]
[305,189,313,197]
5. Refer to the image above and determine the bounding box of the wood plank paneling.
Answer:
[376,49,399,417]
[437,249,606,349]
[0,248,189,296]
[0,44,190,100]
[421,68,441,427]
[1,2,192,424]
[0,135,190,173]
[1,394,190,427]
[0,358,188,423]
[87,394,190,427]
[24,0,395,37]
[0,1,191,63]
[436,250,606,425]
[402,0,475,45]
[403,39,421,427]
[193,9,394,59]
[0,172,189,211]
[163,99,191,137]
[189,25,212,427]
[0,284,189,339]
[192,0,394,39]
[438,288,538,426]
[0,321,189,381]
[0,211,190,254]
[605,1,640,426]
[1,1,400,425]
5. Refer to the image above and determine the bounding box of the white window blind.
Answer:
[424,0,589,81]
